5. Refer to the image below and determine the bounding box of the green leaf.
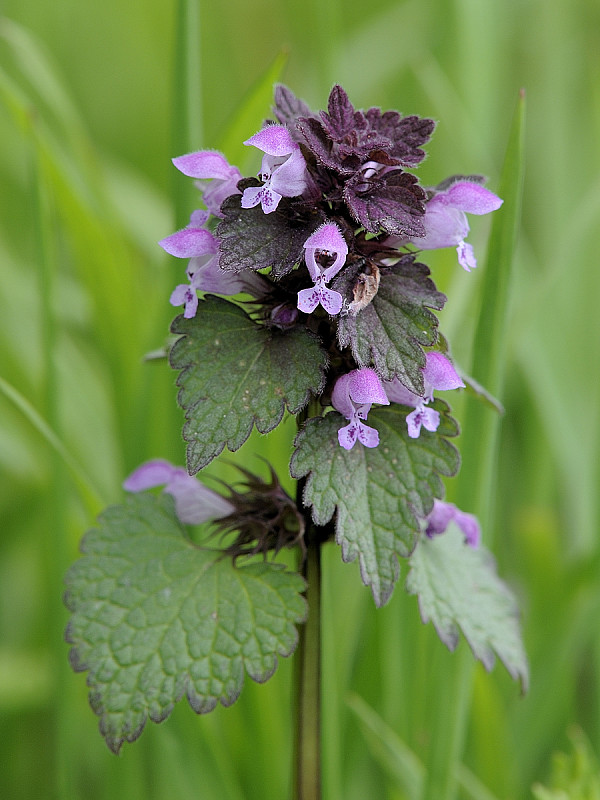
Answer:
[64,493,307,754]
[406,523,529,690]
[335,257,446,393]
[170,296,327,473]
[217,194,324,278]
[290,404,459,606]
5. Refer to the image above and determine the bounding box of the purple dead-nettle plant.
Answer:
[64,83,528,759]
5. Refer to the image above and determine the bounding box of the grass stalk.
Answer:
[422,90,526,800]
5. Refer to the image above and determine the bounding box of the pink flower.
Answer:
[384,352,464,438]
[415,180,503,271]
[297,223,348,315]
[124,459,234,525]
[172,151,242,217]
[331,368,389,450]
[241,125,308,214]
[160,211,267,317]
[425,499,480,548]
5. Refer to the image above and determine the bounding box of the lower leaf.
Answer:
[64,493,307,753]
[406,523,529,689]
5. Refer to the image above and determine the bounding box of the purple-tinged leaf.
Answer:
[364,108,435,167]
[217,194,324,278]
[272,84,314,131]
[343,169,427,236]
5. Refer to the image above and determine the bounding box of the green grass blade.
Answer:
[422,90,526,800]
[217,49,288,171]
[347,692,425,799]
[0,376,104,511]
[456,88,526,522]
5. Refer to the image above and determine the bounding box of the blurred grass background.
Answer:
[1,0,599,798]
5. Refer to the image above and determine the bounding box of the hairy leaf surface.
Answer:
[343,170,426,236]
[64,493,307,753]
[406,523,529,689]
[336,257,446,393]
[290,404,459,606]
[171,297,327,473]
[217,195,323,277]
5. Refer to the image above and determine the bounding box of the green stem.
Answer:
[293,526,322,800]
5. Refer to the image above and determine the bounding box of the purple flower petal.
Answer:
[332,369,388,449]
[268,147,309,198]
[172,151,242,217]
[425,499,480,549]
[332,369,388,419]
[420,406,441,432]
[244,124,296,157]
[347,368,390,407]
[297,286,321,314]
[163,473,235,524]
[338,419,359,449]
[406,179,502,270]
[442,181,503,215]
[303,223,348,282]
[159,226,217,259]
[170,283,199,318]
[356,419,380,448]
[414,202,470,250]
[318,285,343,315]
[244,125,308,211]
[189,209,210,228]
[406,407,424,438]
[423,352,465,392]
[123,458,234,525]
[453,508,481,548]
[331,373,354,419]
[457,241,477,271]
[382,377,421,406]
[123,459,180,491]
[240,185,264,209]
[406,405,440,438]
[425,499,456,536]
[173,150,240,181]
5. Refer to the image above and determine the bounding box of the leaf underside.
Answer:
[290,404,459,607]
[170,296,327,473]
[64,493,307,753]
[406,523,529,690]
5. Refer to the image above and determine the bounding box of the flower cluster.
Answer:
[153,84,504,547]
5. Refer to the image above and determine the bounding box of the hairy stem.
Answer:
[293,524,322,800]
